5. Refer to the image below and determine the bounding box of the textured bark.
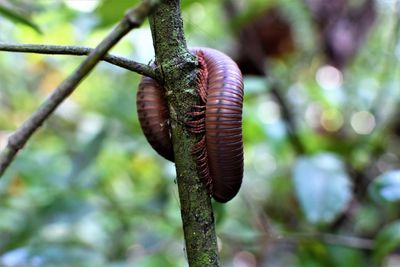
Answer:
[149,0,219,266]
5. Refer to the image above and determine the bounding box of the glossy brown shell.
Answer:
[136,47,244,203]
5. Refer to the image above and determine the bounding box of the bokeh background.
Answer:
[0,0,400,266]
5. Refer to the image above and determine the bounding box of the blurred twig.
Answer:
[0,0,159,177]
[352,0,400,198]
[0,43,157,79]
[270,84,306,154]
[370,0,400,120]
[283,232,374,251]
[220,231,374,251]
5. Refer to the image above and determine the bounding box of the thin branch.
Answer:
[0,43,157,79]
[283,232,374,251]
[270,83,306,154]
[0,0,158,177]
[220,231,374,251]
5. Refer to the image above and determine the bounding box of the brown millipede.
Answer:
[136,47,244,203]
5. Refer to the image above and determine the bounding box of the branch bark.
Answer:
[0,43,157,79]
[149,0,219,266]
[0,0,158,176]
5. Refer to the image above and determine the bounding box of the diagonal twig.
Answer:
[270,84,306,154]
[0,43,157,79]
[0,0,159,177]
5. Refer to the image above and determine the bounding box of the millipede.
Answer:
[136,47,244,203]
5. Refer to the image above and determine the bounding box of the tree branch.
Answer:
[220,231,374,251]
[0,43,157,79]
[0,0,158,176]
[270,83,306,154]
[283,232,374,251]
[149,1,219,266]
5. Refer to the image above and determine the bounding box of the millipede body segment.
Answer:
[136,47,244,203]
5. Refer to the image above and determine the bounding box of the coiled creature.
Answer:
[137,47,243,203]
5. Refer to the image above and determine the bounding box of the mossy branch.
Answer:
[149,0,219,266]
[0,0,158,176]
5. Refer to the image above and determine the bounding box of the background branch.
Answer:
[270,83,306,154]
[0,0,158,176]
[0,43,157,79]
[283,232,374,250]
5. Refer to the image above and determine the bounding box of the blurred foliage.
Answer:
[0,1,41,33]
[293,153,352,224]
[0,0,400,266]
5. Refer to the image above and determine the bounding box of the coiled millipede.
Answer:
[136,47,244,203]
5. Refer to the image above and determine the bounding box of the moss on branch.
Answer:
[149,0,219,266]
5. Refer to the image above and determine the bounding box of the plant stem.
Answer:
[149,0,219,266]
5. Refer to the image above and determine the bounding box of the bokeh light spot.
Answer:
[320,109,343,132]
[233,251,257,267]
[258,100,281,124]
[351,111,376,135]
[316,65,343,90]
[305,103,323,128]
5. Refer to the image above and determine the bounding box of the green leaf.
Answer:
[369,170,400,202]
[293,153,352,224]
[0,2,41,33]
[374,220,400,261]
[95,0,140,28]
